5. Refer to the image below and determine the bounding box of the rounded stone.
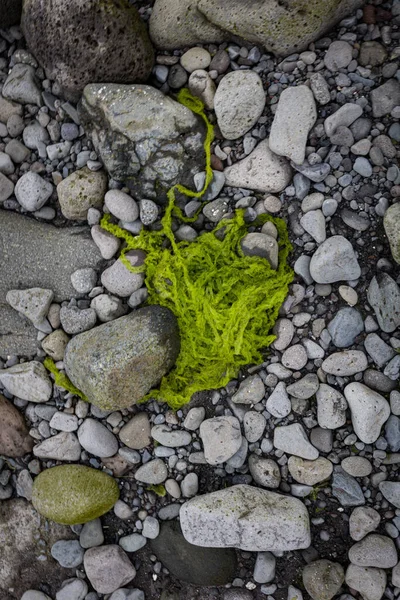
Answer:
[119,413,151,450]
[31,465,119,525]
[15,172,53,212]
[57,167,107,221]
[214,70,265,140]
[180,47,211,73]
[83,545,136,595]
[78,418,119,458]
[105,189,139,223]
[282,345,308,370]
[288,456,333,486]
[303,560,345,600]
[0,393,34,457]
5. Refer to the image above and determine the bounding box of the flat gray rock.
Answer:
[180,484,310,551]
[344,383,390,444]
[370,79,400,118]
[327,307,364,348]
[348,534,398,569]
[0,210,102,358]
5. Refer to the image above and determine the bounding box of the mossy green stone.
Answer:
[32,465,119,525]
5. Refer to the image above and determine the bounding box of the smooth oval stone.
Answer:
[32,464,119,525]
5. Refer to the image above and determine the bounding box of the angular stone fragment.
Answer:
[200,416,242,465]
[344,383,390,444]
[6,288,54,326]
[270,85,317,165]
[224,139,292,193]
[64,306,180,410]
[180,484,311,551]
[274,423,318,460]
[84,545,136,594]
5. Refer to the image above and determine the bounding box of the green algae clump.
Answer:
[32,464,119,525]
[100,89,294,410]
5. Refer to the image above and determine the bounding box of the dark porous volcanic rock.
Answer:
[0,0,22,28]
[151,521,237,586]
[64,306,180,410]
[0,393,33,457]
[21,0,154,101]
[79,83,206,202]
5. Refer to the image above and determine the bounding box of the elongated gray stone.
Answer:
[180,484,310,551]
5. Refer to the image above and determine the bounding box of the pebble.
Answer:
[56,579,88,600]
[214,71,265,140]
[119,413,151,450]
[33,432,81,461]
[232,374,265,405]
[303,560,344,600]
[249,454,281,489]
[80,518,104,549]
[241,233,278,270]
[119,533,147,553]
[344,383,390,444]
[327,308,364,348]
[142,516,160,539]
[78,418,118,458]
[288,456,333,486]
[324,41,353,71]
[6,287,53,326]
[139,199,158,225]
[49,411,78,432]
[364,333,395,368]
[83,545,136,595]
[370,79,400,118]
[243,411,266,443]
[224,139,292,193]
[151,424,192,447]
[200,416,242,465]
[349,507,381,541]
[188,69,216,109]
[349,534,398,568]
[300,210,326,243]
[0,361,52,403]
[105,190,139,223]
[345,564,386,600]
[367,274,400,333]
[91,225,121,259]
[332,468,365,507]
[71,268,97,294]
[266,382,291,418]
[183,407,205,431]
[342,456,372,478]
[60,306,97,334]
[15,172,53,212]
[273,423,319,460]
[287,374,319,400]
[253,552,276,584]
[134,459,167,485]
[339,285,358,306]
[269,85,316,165]
[91,294,126,322]
[180,48,211,73]
[309,236,361,283]
[322,351,368,376]
[324,104,363,137]
[181,472,199,498]
[310,72,330,105]
[101,251,145,297]
[51,540,84,568]
[353,157,372,178]
[273,319,294,351]
[379,481,400,509]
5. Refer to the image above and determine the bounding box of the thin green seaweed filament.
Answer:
[99,89,294,410]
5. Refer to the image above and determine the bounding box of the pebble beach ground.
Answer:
[1,1,400,600]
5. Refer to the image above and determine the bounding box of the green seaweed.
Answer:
[44,356,87,401]
[148,484,167,497]
[100,89,293,410]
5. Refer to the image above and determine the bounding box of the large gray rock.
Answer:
[150,0,363,56]
[151,521,237,586]
[199,0,363,56]
[21,0,154,102]
[64,306,180,410]
[179,484,311,551]
[0,210,102,358]
[149,0,228,49]
[384,204,400,264]
[0,499,75,600]
[0,0,22,28]
[79,84,206,202]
